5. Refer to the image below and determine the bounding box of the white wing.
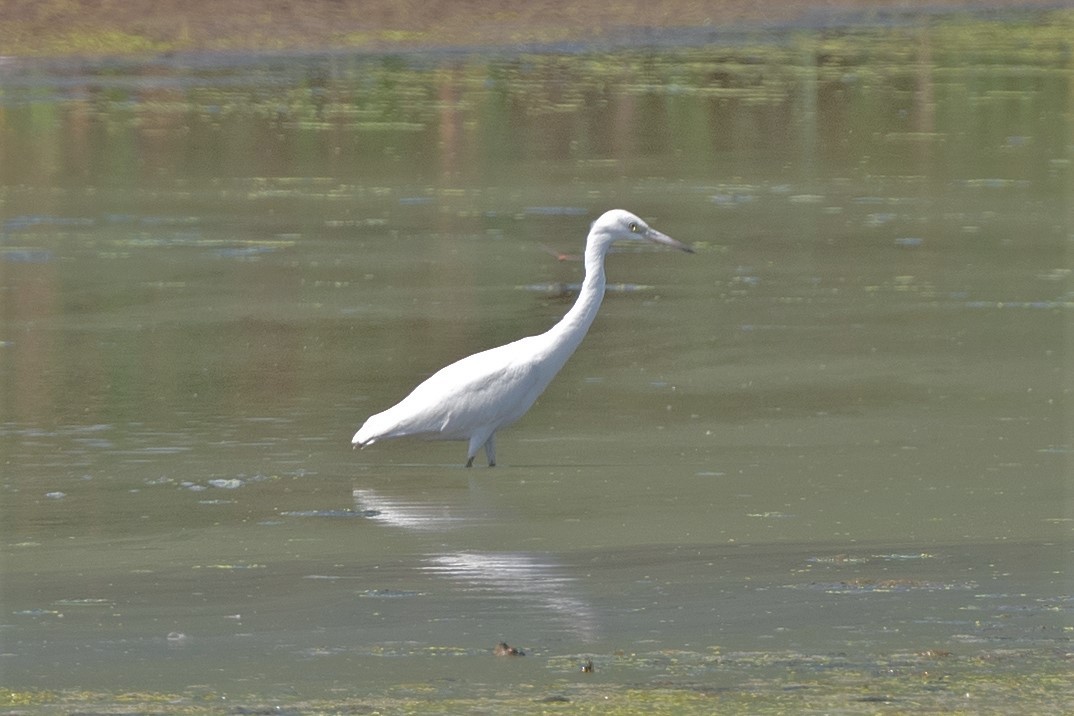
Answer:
[354,334,555,444]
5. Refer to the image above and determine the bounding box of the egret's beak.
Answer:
[646,228,694,254]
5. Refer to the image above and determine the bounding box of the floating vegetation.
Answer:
[206,478,243,489]
[519,282,655,296]
[792,578,977,594]
[0,248,54,263]
[805,554,871,565]
[960,178,1033,189]
[523,206,589,216]
[964,300,1074,310]
[357,588,422,599]
[12,609,62,618]
[51,598,113,607]
[8,642,1063,713]
[280,508,381,518]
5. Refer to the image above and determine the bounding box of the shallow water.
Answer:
[1,11,1072,712]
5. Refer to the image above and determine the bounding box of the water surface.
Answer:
[1,11,1071,712]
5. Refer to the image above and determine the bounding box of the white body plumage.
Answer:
[352,209,693,466]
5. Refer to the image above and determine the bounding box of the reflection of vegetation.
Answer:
[16,29,165,56]
[2,1,1069,58]
[2,11,1070,188]
[0,11,1069,427]
[1,12,1069,427]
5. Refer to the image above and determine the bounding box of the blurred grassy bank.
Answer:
[0,0,1066,57]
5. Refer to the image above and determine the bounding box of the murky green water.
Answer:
[2,11,1072,713]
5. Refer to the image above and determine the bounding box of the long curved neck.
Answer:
[542,238,608,356]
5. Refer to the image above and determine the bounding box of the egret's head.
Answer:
[590,209,694,253]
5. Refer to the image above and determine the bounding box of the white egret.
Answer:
[352,209,693,466]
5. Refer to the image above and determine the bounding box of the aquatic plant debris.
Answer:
[1,645,1071,714]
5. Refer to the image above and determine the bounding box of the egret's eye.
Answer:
[628,222,639,233]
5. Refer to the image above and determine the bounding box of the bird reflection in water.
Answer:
[352,488,478,531]
[425,551,598,642]
[352,487,598,641]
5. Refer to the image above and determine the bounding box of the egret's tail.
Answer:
[352,414,383,448]
[352,403,429,449]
